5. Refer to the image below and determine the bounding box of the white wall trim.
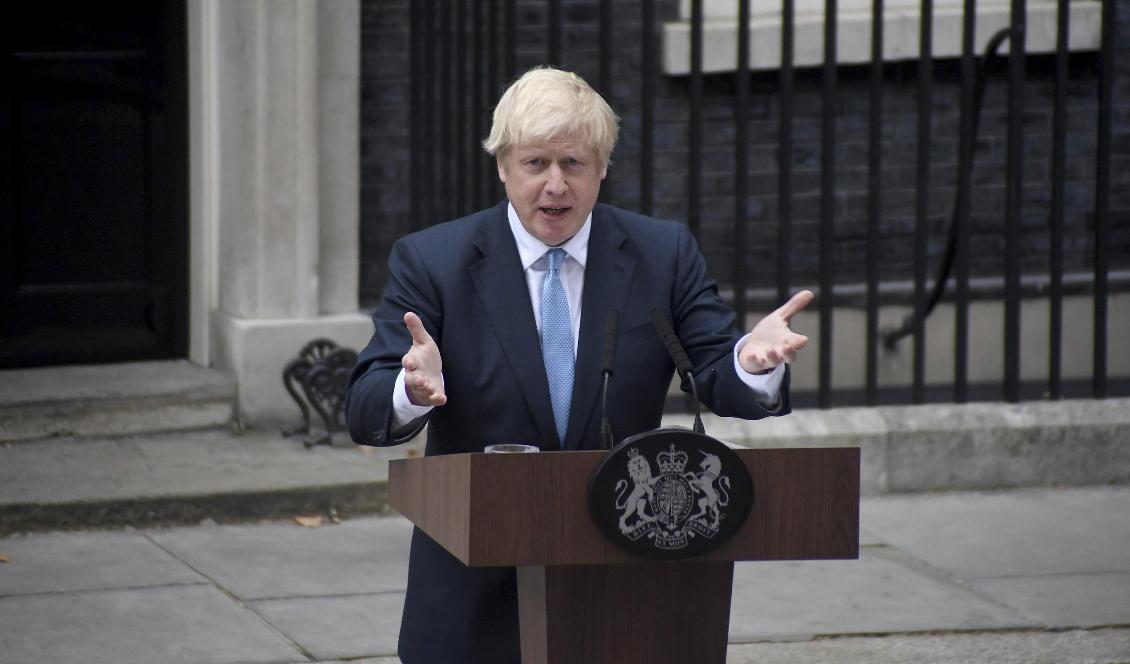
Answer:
[188,0,220,366]
[295,0,322,320]
[188,0,365,424]
[663,0,1102,75]
[211,311,374,426]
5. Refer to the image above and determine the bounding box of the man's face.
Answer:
[497,134,607,247]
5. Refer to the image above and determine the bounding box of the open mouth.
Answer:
[540,206,570,218]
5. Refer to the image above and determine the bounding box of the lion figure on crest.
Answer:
[615,449,657,534]
[689,451,730,529]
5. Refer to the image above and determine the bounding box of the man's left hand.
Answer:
[738,290,814,375]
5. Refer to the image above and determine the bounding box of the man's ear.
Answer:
[600,163,608,181]
[497,156,507,183]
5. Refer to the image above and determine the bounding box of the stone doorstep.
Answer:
[0,396,235,444]
[0,482,390,537]
[0,360,236,443]
[0,425,421,536]
[0,360,235,405]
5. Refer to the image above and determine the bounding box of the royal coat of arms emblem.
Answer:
[589,429,753,560]
[617,444,733,549]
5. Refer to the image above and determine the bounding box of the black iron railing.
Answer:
[380,0,1124,408]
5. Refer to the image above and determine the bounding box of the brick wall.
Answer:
[360,0,1129,309]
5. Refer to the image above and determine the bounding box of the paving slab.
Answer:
[969,572,1130,628]
[148,517,413,600]
[4,485,1127,664]
[858,527,884,546]
[725,628,1130,664]
[728,549,1033,641]
[253,592,404,661]
[0,530,205,597]
[0,585,304,664]
[861,486,1130,579]
[299,630,1130,664]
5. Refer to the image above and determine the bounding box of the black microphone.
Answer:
[600,310,620,449]
[649,308,705,435]
[649,309,693,379]
[601,310,620,376]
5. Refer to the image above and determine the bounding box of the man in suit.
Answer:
[346,67,811,663]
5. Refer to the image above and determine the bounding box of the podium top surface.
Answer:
[388,447,859,567]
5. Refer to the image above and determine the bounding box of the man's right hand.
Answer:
[401,312,447,407]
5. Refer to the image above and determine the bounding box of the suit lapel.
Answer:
[468,205,560,448]
[565,205,636,450]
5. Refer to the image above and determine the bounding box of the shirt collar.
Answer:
[507,202,591,271]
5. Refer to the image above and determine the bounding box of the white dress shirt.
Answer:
[391,202,784,429]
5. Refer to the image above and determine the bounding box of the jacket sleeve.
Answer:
[345,237,443,447]
[669,225,791,420]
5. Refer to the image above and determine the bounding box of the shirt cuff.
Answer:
[732,333,786,406]
[392,368,437,430]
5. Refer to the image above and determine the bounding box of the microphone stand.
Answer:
[600,372,614,449]
[600,310,620,450]
[650,308,705,435]
[684,372,705,435]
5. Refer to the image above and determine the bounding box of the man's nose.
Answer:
[544,166,567,195]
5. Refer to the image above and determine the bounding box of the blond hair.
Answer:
[482,67,619,167]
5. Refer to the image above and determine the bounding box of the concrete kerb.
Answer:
[671,398,1130,494]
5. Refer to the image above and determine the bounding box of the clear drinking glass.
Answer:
[483,443,539,453]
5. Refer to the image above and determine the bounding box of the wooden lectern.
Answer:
[388,447,859,663]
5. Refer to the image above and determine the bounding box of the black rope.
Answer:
[882,27,1015,349]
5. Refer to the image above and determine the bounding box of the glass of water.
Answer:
[483,443,539,453]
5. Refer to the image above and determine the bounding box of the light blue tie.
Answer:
[541,248,574,446]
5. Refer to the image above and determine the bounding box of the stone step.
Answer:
[4,388,1126,534]
[680,397,1130,495]
[0,427,424,535]
[0,360,236,443]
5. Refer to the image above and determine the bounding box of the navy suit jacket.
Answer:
[346,201,790,663]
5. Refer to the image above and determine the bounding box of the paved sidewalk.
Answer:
[2,486,1128,663]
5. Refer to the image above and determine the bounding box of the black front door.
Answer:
[1,0,187,368]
